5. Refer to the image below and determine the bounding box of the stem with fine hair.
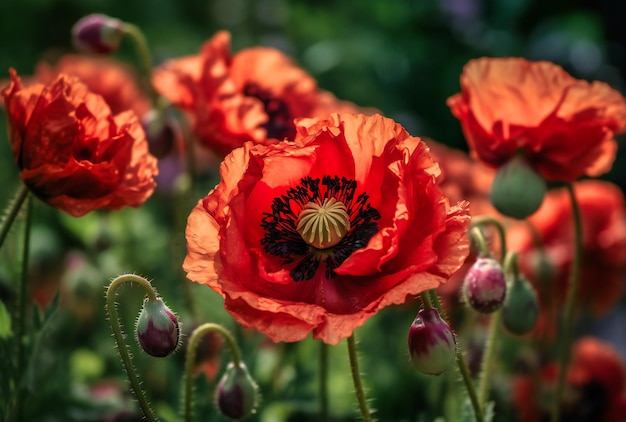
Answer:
[0,183,29,251]
[471,215,507,260]
[319,341,329,422]
[429,290,483,422]
[347,333,373,422]
[476,310,500,411]
[183,323,242,422]
[105,274,159,422]
[550,183,583,422]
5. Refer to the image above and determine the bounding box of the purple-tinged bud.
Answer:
[72,14,124,55]
[216,362,259,420]
[135,298,180,357]
[490,154,546,219]
[462,256,507,313]
[501,275,539,335]
[408,308,456,376]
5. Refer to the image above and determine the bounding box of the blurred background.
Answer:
[1,0,626,421]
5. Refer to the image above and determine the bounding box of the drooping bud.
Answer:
[408,308,456,376]
[501,275,539,335]
[135,298,180,357]
[462,256,507,313]
[490,154,546,219]
[72,14,124,54]
[141,108,183,159]
[216,362,259,420]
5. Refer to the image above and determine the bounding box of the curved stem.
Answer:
[319,341,329,422]
[105,274,159,422]
[550,183,583,422]
[469,227,490,257]
[477,310,500,411]
[430,291,483,422]
[347,333,373,422]
[121,22,159,105]
[471,215,507,261]
[0,184,29,251]
[183,323,242,422]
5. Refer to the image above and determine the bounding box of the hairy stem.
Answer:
[551,183,583,422]
[0,184,29,251]
[319,341,329,422]
[347,333,373,422]
[105,274,159,422]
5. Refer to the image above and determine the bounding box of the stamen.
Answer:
[297,198,350,249]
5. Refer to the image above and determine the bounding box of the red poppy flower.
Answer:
[184,113,471,344]
[33,54,151,117]
[507,180,626,337]
[2,69,158,217]
[447,57,626,181]
[513,337,626,422]
[153,31,367,156]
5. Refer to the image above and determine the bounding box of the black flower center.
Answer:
[261,176,380,281]
[243,83,295,141]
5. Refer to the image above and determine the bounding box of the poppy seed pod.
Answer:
[408,308,457,376]
[490,155,547,220]
[462,256,507,313]
[216,362,259,420]
[72,14,124,55]
[502,275,539,335]
[135,298,180,357]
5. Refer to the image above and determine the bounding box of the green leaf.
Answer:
[0,300,12,339]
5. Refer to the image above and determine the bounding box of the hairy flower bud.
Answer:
[408,308,456,376]
[462,256,507,313]
[490,154,546,219]
[216,362,259,420]
[502,275,539,335]
[135,298,180,357]
[72,14,124,54]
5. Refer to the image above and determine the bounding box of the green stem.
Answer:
[430,291,483,422]
[469,227,490,256]
[476,310,500,412]
[421,290,433,310]
[471,215,507,260]
[550,183,583,422]
[319,341,329,422]
[11,193,31,422]
[347,333,373,422]
[105,274,159,422]
[0,184,29,251]
[183,323,242,422]
[121,22,159,105]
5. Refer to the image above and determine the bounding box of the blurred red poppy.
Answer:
[507,180,626,337]
[447,57,626,181]
[153,31,368,156]
[513,337,626,422]
[33,54,151,117]
[2,69,158,216]
[184,113,470,344]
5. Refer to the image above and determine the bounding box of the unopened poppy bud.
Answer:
[408,308,456,376]
[502,275,539,335]
[135,298,180,357]
[216,362,259,420]
[490,154,546,219]
[72,14,124,54]
[462,256,507,313]
[142,108,182,159]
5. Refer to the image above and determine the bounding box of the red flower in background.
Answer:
[447,57,626,181]
[513,337,626,422]
[184,113,470,344]
[507,180,626,337]
[2,69,158,216]
[153,31,367,156]
[33,54,151,117]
